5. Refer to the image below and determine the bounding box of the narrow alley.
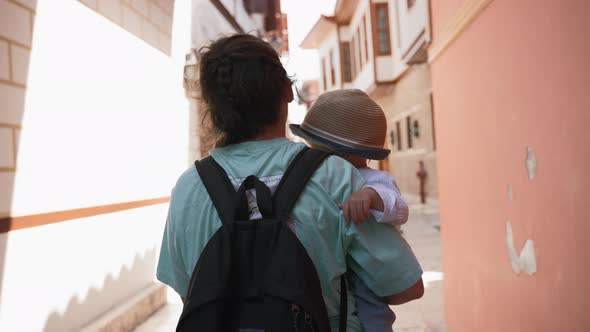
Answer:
[1,0,588,331]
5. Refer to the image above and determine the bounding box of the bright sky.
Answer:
[281,0,336,80]
[281,0,336,123]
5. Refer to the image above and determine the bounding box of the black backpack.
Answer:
[176,147,348,332]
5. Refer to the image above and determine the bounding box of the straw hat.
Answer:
[290,89,390,160]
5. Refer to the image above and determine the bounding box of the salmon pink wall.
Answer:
[430,1,590,331]
[429,0,464,39]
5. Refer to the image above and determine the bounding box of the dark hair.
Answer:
[199,34,292,146]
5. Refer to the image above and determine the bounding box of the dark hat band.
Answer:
[290,124,390,160]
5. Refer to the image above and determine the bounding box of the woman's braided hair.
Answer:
[199,34,292,146]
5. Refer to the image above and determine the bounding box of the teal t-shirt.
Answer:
[156,138,422,331]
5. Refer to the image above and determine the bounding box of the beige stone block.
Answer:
[0,40,9,80]
[153,0,173,15]
[79,0,98,10]
[0,128,14,168]
[142,21,159,49]
[126,0,149,17]
[0,0,32,46]
[97,0,123,25]
[0,171,16,212]
[148,2,171,34]
[0,83,26,125]
[122,5,142,37]
[157,30,171,54]
[11,0,37,10]
[161,13,172,35]
[10,44,30,85]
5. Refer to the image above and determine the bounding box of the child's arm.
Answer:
[340,171,409,225]
[366,177,409,225]
[339,188,383,224]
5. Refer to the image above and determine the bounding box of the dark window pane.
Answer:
[374,4,391,54]
[396,121,402,151]
[341,43,352,82]
[406,116,413,149]
[321,57,327,89]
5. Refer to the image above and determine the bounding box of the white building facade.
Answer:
[302,0,437,200]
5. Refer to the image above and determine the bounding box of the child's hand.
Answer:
[339,188,377,224]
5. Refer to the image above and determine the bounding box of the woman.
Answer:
[157,34,423,331]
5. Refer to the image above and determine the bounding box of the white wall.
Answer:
[11,1,190,215]
[347,0,376,90]
[387,0,430,80]
[192,0,240,48]
[217,0,262,33]
[0,0,191,330]
[395,0,429,54]
[376,55,397,81]
[0,205,168,332]
[192,0,260,52]
[317,28,340,92]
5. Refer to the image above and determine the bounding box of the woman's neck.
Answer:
[245,122,286,142]
[243,104,288,142]
[245,107,288,142]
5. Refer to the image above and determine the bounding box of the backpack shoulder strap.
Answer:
[273,147,330,220]
[274,147,349,332]
[195,156,236,227]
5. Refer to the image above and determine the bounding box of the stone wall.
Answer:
[79,0,175,54]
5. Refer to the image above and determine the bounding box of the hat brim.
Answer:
[289,124,390,160]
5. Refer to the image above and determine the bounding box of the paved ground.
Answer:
[134,197,446,332]
[392,198,447,332]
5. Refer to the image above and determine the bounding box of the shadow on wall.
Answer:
[43,247,159,332]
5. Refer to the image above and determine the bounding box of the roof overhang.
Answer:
[300,15,337,49]
[334,0,359,24]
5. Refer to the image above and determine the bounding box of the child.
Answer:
[290,89,410,332]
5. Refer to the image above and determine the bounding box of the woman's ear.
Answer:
[285,84,294,103]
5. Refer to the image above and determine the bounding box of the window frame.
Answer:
[351,35,357,79]
[363,15,369,64]
[321,57,327,90]
[356,28,362,71]
[372,3,392,56]
[329,49,336,86]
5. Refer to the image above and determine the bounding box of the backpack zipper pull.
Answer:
[291,304,301,332]
[304,312,315,332]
